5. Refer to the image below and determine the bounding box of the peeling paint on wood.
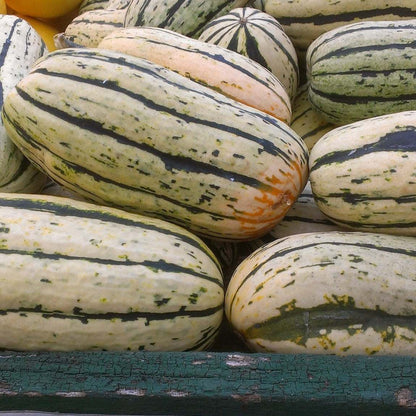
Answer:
[0,351,414,415]
[396,387,416,408]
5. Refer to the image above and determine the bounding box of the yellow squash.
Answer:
[5,0,82,18]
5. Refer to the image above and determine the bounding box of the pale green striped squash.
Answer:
[124,0,249,38]
[0,193,224,351]
[198,7,299,100]
[78,0,109,13]
[251,0,416,58]
[2,47,309,241]
[63,8,127,47]
[78,0,130,14]
[0,15,48,193]
[309,111,416,236]
[306,20,416,124]
[225,231,416,355]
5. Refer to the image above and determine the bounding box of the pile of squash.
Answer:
[0,0,415,355]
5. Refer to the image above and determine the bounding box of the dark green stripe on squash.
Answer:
[276,6,416,26]
[0,303,224,324]
[244,303,416,349]
[0,197,220,268]
[227,240,416,314]
[310,128,416,171]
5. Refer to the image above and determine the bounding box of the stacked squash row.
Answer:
[0,0,415,355]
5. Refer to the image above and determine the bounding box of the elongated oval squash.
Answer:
[63,8,126,47]
[198,7,299,100]
[0,15,48,193]
[79,0,109,13]
[79,0,129,14]
[2,47,309,241]
[253,0,416,59]
[309,111,416,236]
[125,0,249,38]
[306,20,416,124]
[225,231,416,355]
[0,192,224,351]
[98,26,292,123]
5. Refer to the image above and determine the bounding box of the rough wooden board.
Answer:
[0,352,415,415]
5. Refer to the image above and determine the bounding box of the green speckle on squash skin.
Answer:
[153,295,171,307]
[347,254,363,263]
[282,279,295,288]
[254,283,264,293]
[188,293,199,304]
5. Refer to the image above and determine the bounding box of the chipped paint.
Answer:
[396,387,416,408]
[55,391,87,398]
[116,388,146,396]
[0,381,17,396]
[226,353,256,367]
[166,389,189,398]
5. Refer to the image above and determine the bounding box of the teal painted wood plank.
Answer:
[0,352,415,415]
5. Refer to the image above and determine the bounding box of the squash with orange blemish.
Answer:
[2,47,308,241]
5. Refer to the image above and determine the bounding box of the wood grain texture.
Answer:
[0,351,415,415]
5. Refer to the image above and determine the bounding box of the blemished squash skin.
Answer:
[0,192,224,351]
[225,231,416,356]
[2,47,309,241]
[309,111,416,236]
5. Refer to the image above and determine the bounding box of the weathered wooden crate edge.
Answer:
[0,351,415,415]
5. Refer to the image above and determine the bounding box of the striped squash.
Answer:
[124,0,249,38]
[98,26,292,123]
[309,111,416,236]
[78,0,129,14]
[0,192,224,351]
[63,8,127,47]
[290,83,336,152]
[0,15,48,193]
[251,0,416,62]
[107,0,131,8]
[225,231,416,355]
[198,7,299,100]
[306,20,416,124]
[78,0,109,13]
[2,47,309,241]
